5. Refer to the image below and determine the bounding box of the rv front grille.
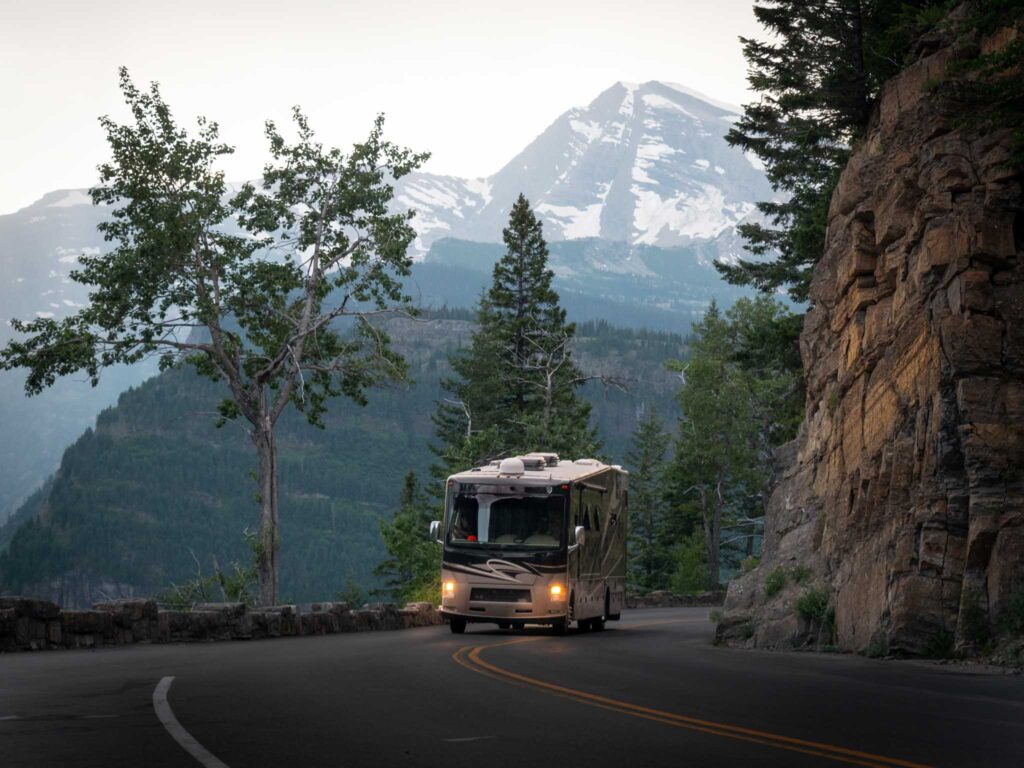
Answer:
[469,588,532,603]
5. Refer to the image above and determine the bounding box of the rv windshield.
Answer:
[448,491,566,550]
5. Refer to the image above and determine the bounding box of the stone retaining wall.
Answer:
[626,590,725,609]
[0,596,441,652]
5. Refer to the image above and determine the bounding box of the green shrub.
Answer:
[925,629,957,659]
[796,588,835,644]
[796,588,830,622]
[336,574,366,608]
[1002,589,1024,635]
[741,556,760,573]
[157,530,260,609]
[764,568,787,597]
[865,635,889,659]
[709,609,723,623]
[670,533,710,595]
[405,571,441,605]
[960,589,991,645]
[790,566,812,585]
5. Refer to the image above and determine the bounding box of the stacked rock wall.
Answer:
[720,26,1023,655]
[626,590,725,609]
[0,597,441,652]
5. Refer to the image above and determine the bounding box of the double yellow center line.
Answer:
[452,623,932,768]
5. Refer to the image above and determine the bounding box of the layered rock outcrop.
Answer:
[719,27,1023,655]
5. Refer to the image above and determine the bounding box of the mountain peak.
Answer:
[391,80,771,258]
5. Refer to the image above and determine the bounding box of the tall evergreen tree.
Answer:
[624,406,671,592]
[720,0,946,302]
[665,297,801,589]
[668,302,759,589]
[433,194,600,478]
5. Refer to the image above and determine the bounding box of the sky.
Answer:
[0,0,762,215]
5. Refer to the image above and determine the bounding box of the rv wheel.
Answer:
[449,617,467,634]
[551,619,567,636]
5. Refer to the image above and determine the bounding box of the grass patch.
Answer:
[765,568,787,597]
[741,555,760,573]
[709,609,723,624]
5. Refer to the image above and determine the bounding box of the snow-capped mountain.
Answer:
[394,81,772,261]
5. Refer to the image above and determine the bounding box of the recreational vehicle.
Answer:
[429,453,628,634]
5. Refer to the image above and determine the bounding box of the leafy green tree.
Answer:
[375,472,440,604]
[0,69,427,606]
[624,406,671,591]
[433,194,600,478]
[720,0,946,301]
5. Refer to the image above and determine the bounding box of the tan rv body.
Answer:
[436,453,627,634]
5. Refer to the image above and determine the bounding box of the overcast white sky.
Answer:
[0,0,761,215]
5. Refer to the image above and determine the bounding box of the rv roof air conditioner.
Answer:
[497,457,526,476]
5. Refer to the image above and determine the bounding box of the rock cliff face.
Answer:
[719,29,1023,655]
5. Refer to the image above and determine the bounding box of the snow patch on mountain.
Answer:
[535,203,603,239]
[632,184,756,244]
[47,190,92,208]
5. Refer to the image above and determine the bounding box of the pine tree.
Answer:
[433,194,599,477]
[624,407,671,592]
[375,472,440,604]
[666,297,803,589]
[719,0,945,302]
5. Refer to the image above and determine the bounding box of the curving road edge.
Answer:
[152,676,230,768]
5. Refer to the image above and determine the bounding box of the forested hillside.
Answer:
[0,315,685,606]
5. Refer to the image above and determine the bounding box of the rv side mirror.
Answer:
[429,520,442,543]
[569,525,586,552]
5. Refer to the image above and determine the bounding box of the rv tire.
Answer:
[449,617,467,634]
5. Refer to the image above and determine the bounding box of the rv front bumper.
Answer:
[440,577,568,623]
[440,605,567,624]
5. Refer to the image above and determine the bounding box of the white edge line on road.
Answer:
[153,676,230,768]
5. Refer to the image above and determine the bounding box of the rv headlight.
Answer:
[549,584,566,601]
[443,580,456,598]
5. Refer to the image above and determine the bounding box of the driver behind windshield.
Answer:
[450,493,562,547]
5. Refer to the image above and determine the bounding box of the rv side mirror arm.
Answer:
[568,524,586,552]
[429,520,442,544]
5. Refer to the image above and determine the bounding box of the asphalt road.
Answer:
[2,607,1023,768]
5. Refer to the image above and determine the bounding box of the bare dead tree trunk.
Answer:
[698,486,715,590]
[542,367,554,437]
[708,475,725,590]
